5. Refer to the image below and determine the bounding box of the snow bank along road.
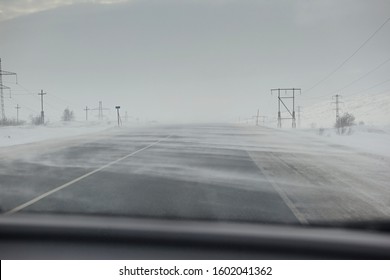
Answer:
[0,124,389,225]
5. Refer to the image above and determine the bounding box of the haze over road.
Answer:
[1,124,389,225]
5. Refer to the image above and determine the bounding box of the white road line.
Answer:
[267,179,309,225]
[247,152,309,225]
[3,135,171,216]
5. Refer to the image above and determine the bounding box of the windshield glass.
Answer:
[0,0,389,228]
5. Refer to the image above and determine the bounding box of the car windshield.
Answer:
[0,0,389,229]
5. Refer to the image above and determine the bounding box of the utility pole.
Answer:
[253,109,267,126]
[84,106,90,121]
[0,58,18,121]
[271,88,301,128]
[259,116,267,125]
[255,109,260,126]
[15,104,21,123]
[332,94,343,122]
[115,106,121,127]
[99,101,103,120]
[38,90,47,124]
[297,106,301,128]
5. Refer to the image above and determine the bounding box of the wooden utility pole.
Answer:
[15,104,21,123]
[332,94,343,122]
[38,90,47,124]
[84,106,90,121]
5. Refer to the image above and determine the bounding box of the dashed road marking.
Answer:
[3,135,171,215]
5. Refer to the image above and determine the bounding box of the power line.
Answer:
[370,87,390,96]
[9,82,78,111]
[271,88,301,128]
[50,92,80,108]
[13,83,35,94]
[345,77,390,96]
[347,89,390,117]
[337,56,390,92]
[15,104,21,123]
[5,82,57,114]
[304,16,390,94]
[7,95,39,114]
[84,106,90,121]
[303,76,390,102]
[297,106,301,128]
[7,85,79,121]
[0,83,35,96]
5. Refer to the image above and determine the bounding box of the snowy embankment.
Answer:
[294,124,390,158]
[300,91,390,128]
[0,121,117,147]
[290,91,390,158]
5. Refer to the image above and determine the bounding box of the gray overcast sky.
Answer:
[1,0,390,123]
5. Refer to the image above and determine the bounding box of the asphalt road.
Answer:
[1,124,390,225]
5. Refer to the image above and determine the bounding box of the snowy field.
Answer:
[249,90,390,158]
[299,92,390,128]
[293,124,390,158]
[296,91,390,158]
[237,121,390,159]
[0,121,117,148]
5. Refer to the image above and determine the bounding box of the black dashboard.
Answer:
[1,214,390,259]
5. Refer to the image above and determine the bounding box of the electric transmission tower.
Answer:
[93,101,109,121]
[91,101,109,121]
[271,88,301,128]
[0,59,18,121]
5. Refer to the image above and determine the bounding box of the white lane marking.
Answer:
[4,135,171,215]
[267,179,309,225]
[247,152,309,225]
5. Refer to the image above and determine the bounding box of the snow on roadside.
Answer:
[300,91,390,128]
[294,124,390,158]
[0,121,116,147]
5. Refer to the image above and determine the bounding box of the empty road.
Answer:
[1,124,389,225]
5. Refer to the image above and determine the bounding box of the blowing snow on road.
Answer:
[1,124,389,225]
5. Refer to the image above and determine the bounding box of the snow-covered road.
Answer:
[0,123,389,225]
